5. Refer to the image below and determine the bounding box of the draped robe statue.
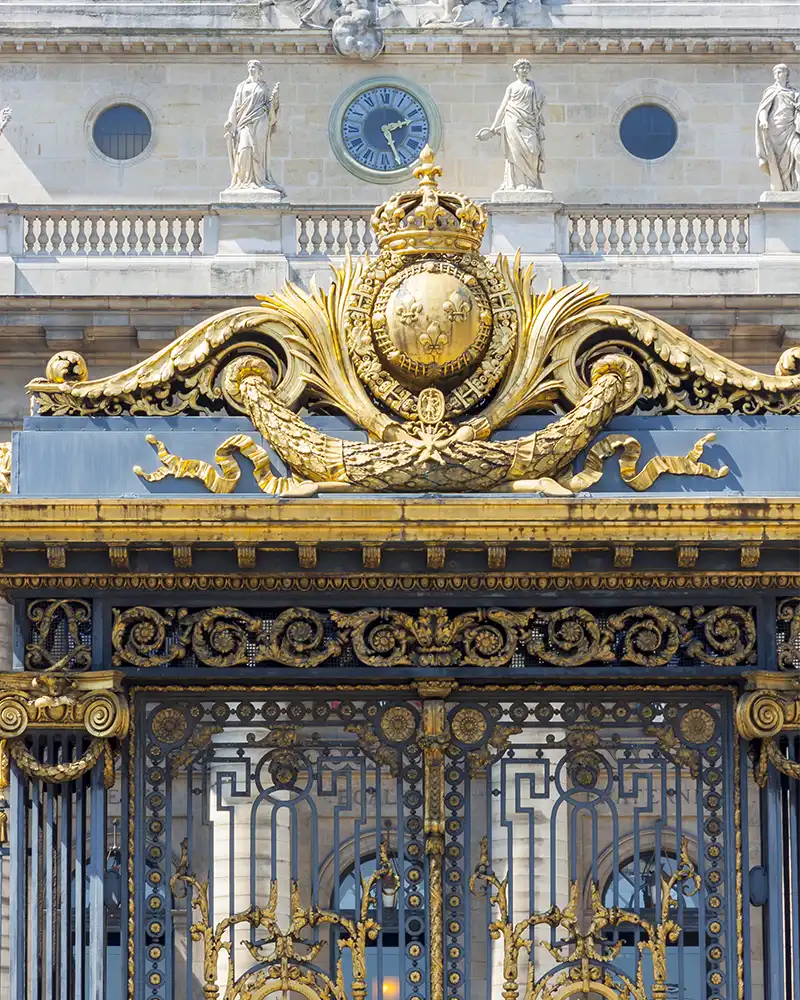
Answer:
[478,59,544,191]
[756,64,800,193]
[224,61,282,193]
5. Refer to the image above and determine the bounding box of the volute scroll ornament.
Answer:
[27,148,800,495]
[0,670,129,839]
[736,671,800,786]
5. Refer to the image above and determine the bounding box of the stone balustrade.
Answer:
[566,207,751,256]
[20,207,206,257]
[0,197,796,298]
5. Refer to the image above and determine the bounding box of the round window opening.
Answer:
[619,104,677,160]
[92,104,152,161]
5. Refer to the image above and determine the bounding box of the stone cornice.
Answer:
[0,28,799,58]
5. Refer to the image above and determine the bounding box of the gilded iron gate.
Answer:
[131,685,741,1000]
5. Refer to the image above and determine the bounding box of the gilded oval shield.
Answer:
[373,261,493,388]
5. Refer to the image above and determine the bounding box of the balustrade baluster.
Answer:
[297,217,310,256]
[23,217,35,254]
[685,217,697,253]
[75,218,88,255]
[99,217,113,255]
[736,217,748,253]
[620,215,633,255]
[334,218,348,254]
[311,216,325,255]
[659,215,673,254]
[177,218,190,255]
[163,217,177,255]
[190,219,203,255]
[151,218,164,254]
[710,215,722,254]
[646,217,659,254]
[582,215,595,254]
[633,216,646,254]
[128,218,142,255]
[62,216,75,254]
[37,215,51,254]
[114,217,127,255]
[568,217,582,254]
[697,216,710,254]
[349,219,361,255]
[323,217,336,255]
[672,217,685,254]
[722,217,735,254]
[607,217,620,254]
[86,217,100,255]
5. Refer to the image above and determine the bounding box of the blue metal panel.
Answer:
[11,413,800,498]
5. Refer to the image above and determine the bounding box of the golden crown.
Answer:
[370,146,487,255]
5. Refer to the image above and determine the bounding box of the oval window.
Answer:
[619,104,677,160]
[92,104,152,161]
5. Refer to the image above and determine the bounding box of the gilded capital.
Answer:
[0,670,129,741]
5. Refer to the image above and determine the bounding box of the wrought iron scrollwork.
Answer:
[777,597,800,670]
[111,603,758,671]
[25,598,92,671]
[170,838,399,1000]
[469,834,701,1000]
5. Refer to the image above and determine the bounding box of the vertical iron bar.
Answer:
[75,767,86,1000]
[87,753,106,1000]
[44,741,55,1000]
[9,759,27,1000]
[763,764,786,1000]
[30,774,40,1000]
[59,740,73,1000]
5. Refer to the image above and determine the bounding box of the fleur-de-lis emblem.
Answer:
[442,289,472,324]
[395,299,423,326]
[418,322,450,362]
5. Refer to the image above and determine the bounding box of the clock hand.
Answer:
[385,118,411,133]
[381,122,403,165]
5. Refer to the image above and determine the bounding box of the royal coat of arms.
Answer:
[25,148,800,497]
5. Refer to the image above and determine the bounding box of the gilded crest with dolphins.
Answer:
[26,147,800,496]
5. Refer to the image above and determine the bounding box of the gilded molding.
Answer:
[109,603,758,671]
[2,571,798,594]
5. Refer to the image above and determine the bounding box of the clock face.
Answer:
[341,86,431,173]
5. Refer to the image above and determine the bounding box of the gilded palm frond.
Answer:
[478,256,609,430]
[257,254,394,441]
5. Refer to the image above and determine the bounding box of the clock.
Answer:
[330,78,442,183]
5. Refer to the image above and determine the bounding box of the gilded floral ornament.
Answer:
[26,151,800,495]
[736,671,800,786]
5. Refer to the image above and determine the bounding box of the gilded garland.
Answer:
[26,148,800,497]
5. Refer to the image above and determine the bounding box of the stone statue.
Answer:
[756,64,800,193]
[0,108,11,137]
[223,61,282,196]
[331,0,383,59]
[477,59,544,191]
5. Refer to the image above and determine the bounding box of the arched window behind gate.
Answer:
[336,855,403,1000]
[602,850,701,999]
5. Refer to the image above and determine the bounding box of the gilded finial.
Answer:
[412,144,443,191]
